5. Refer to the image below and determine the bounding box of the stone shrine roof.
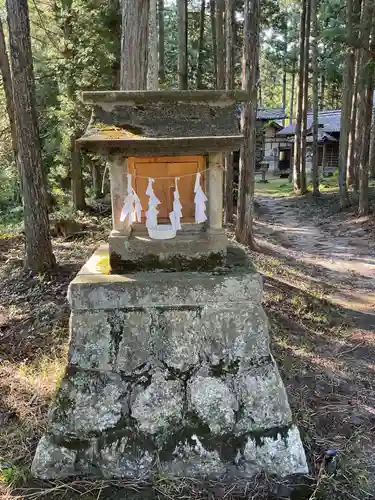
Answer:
[77,90,247,156]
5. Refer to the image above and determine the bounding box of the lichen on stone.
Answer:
[131,370,184,437]
[188,375,238,434]
[50,370,127,437]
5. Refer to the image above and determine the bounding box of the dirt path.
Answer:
[255,193,375,318]
[251,191,375,498]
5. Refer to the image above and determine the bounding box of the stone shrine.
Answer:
[32,91,308,480]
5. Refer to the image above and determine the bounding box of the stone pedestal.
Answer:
[32,245,308,481]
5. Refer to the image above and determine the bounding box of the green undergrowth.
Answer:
[0,207,24,237]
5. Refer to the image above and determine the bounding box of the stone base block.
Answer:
[32,245,308,480]
[109,229,228,272]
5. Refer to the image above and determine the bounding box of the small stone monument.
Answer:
[32,91,308,481]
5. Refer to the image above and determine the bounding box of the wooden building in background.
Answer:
[276,109,341,176]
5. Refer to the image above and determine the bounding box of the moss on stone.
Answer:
[110,250,226,274]
[210,359,240,377]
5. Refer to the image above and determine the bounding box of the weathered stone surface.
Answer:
[33,245,308,481]
[242,426,309,476]
[131,371,184,435]
[69,310,152,374]
[200,304,270,365]
[160,435,226,478]
[157,304,270,371]
[69,311,112,371]
[109,231,228,272]
[155,310,203,371]
[50,370,126,437]
[91,437,153,479]
[189,375,238,434]
[68,246,262,312]
[31,436,77,479]
[234,361,293,433]
[113,311,151,373]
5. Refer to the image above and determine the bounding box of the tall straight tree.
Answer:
[292,0,307,192]
[216,0,225,89]
[347,50,360,188]
[300,0,311,194]
[282,15,288,127]
[369,15,375,181]
[158,0,165,85]
[310,0,320,196]
[351,0,366,191]
[370,101,375,179]
[358,0,373,215]
[59,0,86,211]
[120,0,150,89]
[178,0,188,89]
[236,0,259,248]
[148,0,158,90]
[0,19,20,193]
[196,0,206,89]
[338,0,354,207]
[6,0,55,272]
[224,0,234,224]
[289,58,296,125]
[210,0,218,86]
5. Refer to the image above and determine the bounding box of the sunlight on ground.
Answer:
[255,175,340,197]
[0,354,67,491]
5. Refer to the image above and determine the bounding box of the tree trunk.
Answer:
[347,0,363,188]
[158,0,165,85]
[311,0,320,196]
[236,0,258,249]
[282,69,287,126]
[224,0,234,224]
[359,76,373,214]
[347,51,360,189]
[196,0,206,89]
[320,73,325,109]
[258,81,262,107]
[147,0,158,90]
[6,0,55,272]
[370,111,375,179]
[216,0,225,89]
[300,0,311,194]
[120,0,149,89]
[338,0,354,207]
[358,0,373,215]
[292,0,307,192]
[107,0,121,88]
[0,19,20,193]
[290,60,296,125]
[71,133,86,211]
[353,0,369,193]
[210,0,217,86]
[92,162,102,199]
[178,0,188,89]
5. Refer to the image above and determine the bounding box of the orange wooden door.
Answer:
[128,156,205,223]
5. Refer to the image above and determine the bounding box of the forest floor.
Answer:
[0,184,375,499]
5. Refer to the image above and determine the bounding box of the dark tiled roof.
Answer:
[257,108,286,120]
[287,130,338,143]
[278,109,341,136]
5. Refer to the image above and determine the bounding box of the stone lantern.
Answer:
[31,91,307,481]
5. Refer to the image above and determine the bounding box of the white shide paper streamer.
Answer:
[120,174,142,224]
[169,177,183,231]
[145,178,161,229]
[194,172,208,224]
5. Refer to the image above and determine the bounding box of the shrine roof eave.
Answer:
[76,135,244,155]
[81,90,249,105]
